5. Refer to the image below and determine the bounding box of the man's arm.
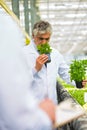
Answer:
[0,12,55,130]
[58,61,76,86]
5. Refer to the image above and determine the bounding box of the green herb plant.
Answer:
[69,59,87,82]
[37,43,52,54]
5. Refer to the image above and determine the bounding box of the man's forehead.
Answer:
[37,32,51,37]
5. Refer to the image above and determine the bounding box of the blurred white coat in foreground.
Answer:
[0,8,52,130]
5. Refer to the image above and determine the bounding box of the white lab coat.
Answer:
[23,40,72,104]
[0,9,52,130]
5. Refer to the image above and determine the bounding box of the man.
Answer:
[0,9,56,130]
[24,20,87,104]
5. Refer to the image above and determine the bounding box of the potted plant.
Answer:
[37,43,52,63]
[69,59,87,88]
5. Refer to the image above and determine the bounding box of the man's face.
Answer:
[33,33,51,45]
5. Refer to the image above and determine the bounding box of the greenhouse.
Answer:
[0,0,87,130]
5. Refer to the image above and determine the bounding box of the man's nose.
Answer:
[42,39,47,44]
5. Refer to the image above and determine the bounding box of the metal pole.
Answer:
[12,0,20,19]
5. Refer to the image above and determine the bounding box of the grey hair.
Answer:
[32,20,52,36]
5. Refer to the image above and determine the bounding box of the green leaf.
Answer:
[37,43,52,54]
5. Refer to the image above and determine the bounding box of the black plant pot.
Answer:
[45,53,51,63]
[75,81,83,89]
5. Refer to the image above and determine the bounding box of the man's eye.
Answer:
[39,37,50,41]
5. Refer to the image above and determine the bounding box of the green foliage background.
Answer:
[58,78,87,106]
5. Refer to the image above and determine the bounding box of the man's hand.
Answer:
[39,99,56,124]
[82,80,87,87]
[35,54,48,71]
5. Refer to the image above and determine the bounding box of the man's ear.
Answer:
[32,33,34,38]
